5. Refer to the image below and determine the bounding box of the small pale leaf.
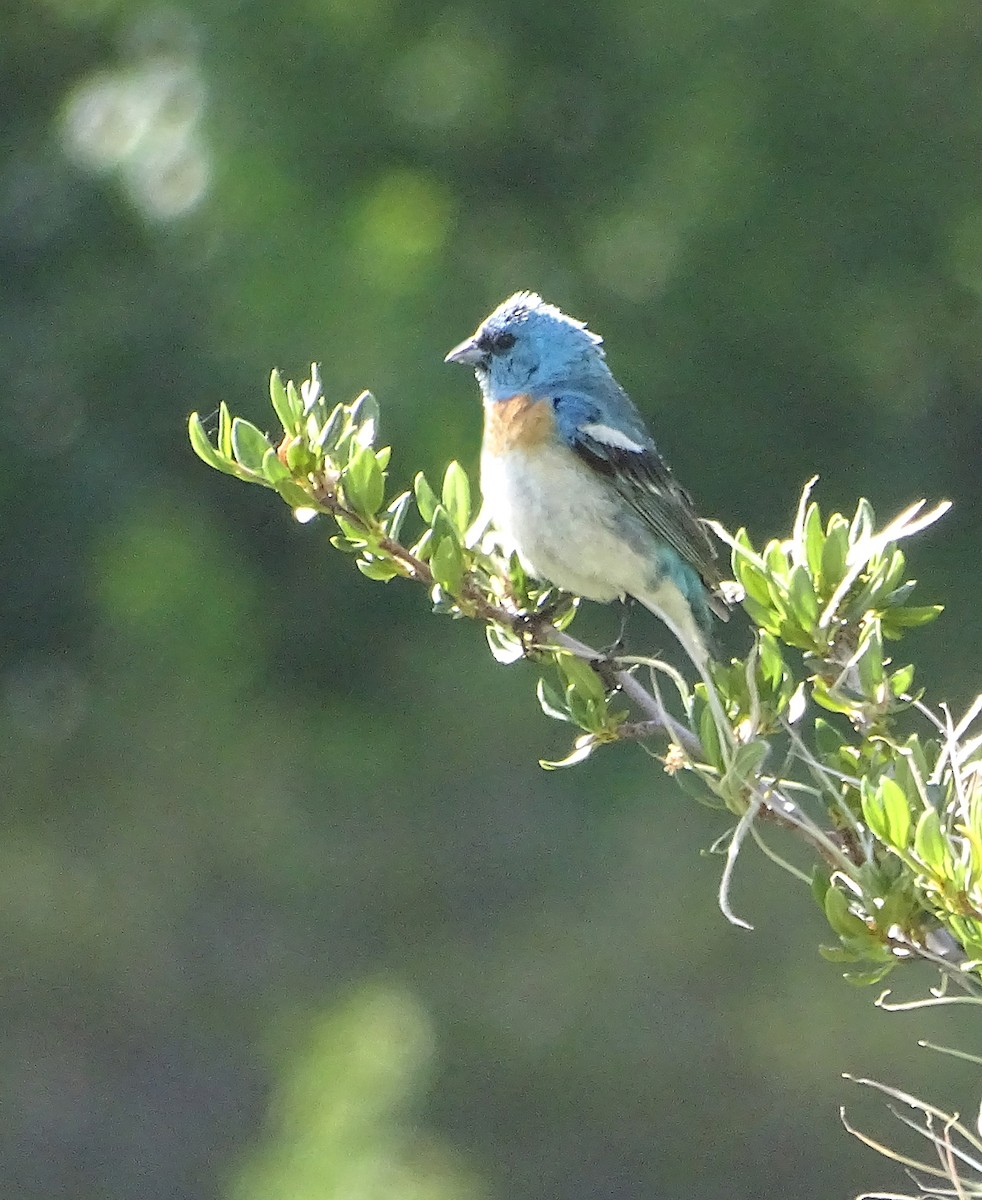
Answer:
[414,472,439,524]
[269,369,300,433]
[441,461,471,534]
[231,417,271,472]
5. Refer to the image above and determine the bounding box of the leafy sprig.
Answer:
[189,368,982,996]
[190,364,982,1198]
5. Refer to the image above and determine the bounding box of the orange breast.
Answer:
[484,393,554,455]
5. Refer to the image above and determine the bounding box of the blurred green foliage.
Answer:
[230,985,482,1200]
[5,0,982,1197]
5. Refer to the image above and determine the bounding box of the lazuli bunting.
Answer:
[445,292,730,666]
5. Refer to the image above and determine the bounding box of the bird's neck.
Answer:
[482,359,612,406]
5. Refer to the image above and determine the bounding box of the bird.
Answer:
[444,291,730,669]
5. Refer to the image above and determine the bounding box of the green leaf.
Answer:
[261,446,292,485]
[903,734,934,785]
[889,752,916,805]
[274,478,317,508]
[840,934,892,960]
[913,808,950,878]
[506,552,529,596]
[410,529,433,561]
[550,597,579,631]
[860,778,886,843]
[414,472,439,524]
[269,369,300,434]
[315,403,348,451]
[382,491,412,542]
[764,539,789,583]
[757,631,786,690]
[788,564,819,628]
[876,880,920,933]
[791,477,817,564]
[821,516,849,589]
[349,390,380,447]
[843,554,896,623]
[564,685,602,731]
[766,585,791,622]
[540,734,598,770]
[430,504,461,553]
[874,777,912,850]
[890,664,915,697]
[776,618,817,651]
[335,514,368,543]
[843,963,895,986]
[344,443,385,516]
[849,497,875,548]
[287,379,306,417]
[731,529,772,606]
[698,701,723,772]
[856,620,885,694]
[727,739,768,790]
[879,548,907,597]
[430,535,464,596]
[882,580,917,608]
[485,623,524,665]
[741,595,782,636]
[814,718,846,759]
[355,557,399,581]
[536,676,571,720]
[558,654,607,707]
[218,401,234,459]
[672,766,721,806]
[824,884,868,939]
[188,413,238,476]
[819,944,861,963]
[736,559,772,608]
[883,604,944,628]
[812,866,831,908]
[231,417,271,472]
[812,679,854,716]
[283,437,314,473]
[441,461,471,534]
[804,502,825,580]
[708,660,738,711]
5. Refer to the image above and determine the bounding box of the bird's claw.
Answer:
[599,596,635,659]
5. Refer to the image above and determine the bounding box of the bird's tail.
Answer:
[637,593,732,766]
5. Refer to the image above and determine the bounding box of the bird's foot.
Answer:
[590,654,623,692]
[599,596,636,660]
[515,601,563,657]
[517,592,575,650]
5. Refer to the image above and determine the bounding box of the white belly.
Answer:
[481,443,655,603]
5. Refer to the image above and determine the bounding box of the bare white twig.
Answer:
[717,792,762,930]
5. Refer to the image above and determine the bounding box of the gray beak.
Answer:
[444,336,485,366]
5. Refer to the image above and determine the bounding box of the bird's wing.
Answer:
[554,393,728,611]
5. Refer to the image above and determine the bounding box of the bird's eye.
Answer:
[481,330,516,355]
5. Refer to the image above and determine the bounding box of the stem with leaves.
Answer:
[190,366,981,982]
[190,364,982,1192]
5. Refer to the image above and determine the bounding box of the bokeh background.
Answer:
[5,1,982,1197]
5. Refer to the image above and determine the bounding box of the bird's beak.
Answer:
[444,336,484,366]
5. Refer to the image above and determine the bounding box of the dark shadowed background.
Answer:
[4,1,982,1197]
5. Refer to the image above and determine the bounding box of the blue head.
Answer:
[445,292,610,402]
